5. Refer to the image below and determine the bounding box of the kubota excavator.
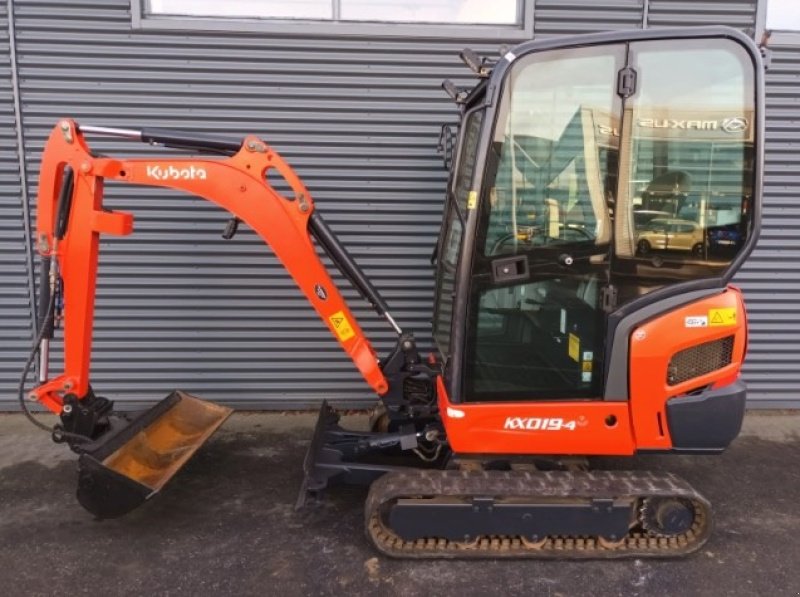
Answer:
[20,26,763,558]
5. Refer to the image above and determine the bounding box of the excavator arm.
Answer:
[26,120,434,518]
[32,119,394,412]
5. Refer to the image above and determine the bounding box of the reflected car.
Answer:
[636,218,705,256]
[633,209,672,228]
[707,225,742,250]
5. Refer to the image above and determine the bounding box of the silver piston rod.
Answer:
[39,255,58,383]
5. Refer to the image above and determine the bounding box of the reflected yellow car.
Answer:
[636,218,704,256]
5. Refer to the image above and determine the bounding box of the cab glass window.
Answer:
[614,39,755,295]
[432,210,462,355]
[433,109,484,356]
[454,110,484,213]
[481,46,624,257]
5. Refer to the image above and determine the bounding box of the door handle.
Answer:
[491,255,529,283]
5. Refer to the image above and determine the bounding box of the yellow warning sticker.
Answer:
[467,190,477,210]
[708,307,737,327]
[329,310,355,342]
[582,360,593,373]
[568,333,580,362]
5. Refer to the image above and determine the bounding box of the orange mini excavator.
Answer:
[20,26,763,558]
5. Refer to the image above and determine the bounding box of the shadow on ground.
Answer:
[0,412,798,596]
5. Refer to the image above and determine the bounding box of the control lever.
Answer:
[222,217,240,240]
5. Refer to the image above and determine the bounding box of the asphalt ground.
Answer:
[0,410,798,597]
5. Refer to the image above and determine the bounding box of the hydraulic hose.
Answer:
[18,265,88,444]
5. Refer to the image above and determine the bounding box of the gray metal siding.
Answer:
[534,0,644,36]
[11,0,512,409]
[646,0,756,29]
[736,42,800,407]
[0,3,34,404]
[1,0,794,410]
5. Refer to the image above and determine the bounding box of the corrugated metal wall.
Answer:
[1,0,796,409]
[0,3,34,405]
[740,41,800,408]
[11,0,510,409]
[646,0,756,29]
[533,0,643,36]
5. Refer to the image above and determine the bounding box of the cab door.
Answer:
[458,34,757,404]
[463,45,626,402]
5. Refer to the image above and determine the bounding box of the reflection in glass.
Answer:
[616,39,755,291]
[433,212,462,356]
[482,48,624,257]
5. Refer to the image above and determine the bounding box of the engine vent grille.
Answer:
[667,336,735,386]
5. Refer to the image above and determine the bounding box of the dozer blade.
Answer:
[296,400,408,509]
[76,390,232,518]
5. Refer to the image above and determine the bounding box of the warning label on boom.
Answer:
[329,310,356,342]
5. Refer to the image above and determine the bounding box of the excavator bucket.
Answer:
[75,391,232,518]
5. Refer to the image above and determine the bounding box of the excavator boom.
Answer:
[33,121,390,409]
[28,120,419,517]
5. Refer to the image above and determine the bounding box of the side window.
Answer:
[432,209,463,356]
[433,108,485,356]
[454,111,484,213]
[615,39,755,284]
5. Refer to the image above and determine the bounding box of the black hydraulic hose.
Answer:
[18,281,57,434]
[17,283,88,443]
[20,164,86,442]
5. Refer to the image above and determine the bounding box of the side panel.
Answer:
[440,288,747,456]
[438,377,637,455]
[628,287,747,449]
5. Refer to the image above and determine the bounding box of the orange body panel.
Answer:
[439,288,747,455]
[627,287,747,449]
[32,121,388,413]
[438,377,637,456]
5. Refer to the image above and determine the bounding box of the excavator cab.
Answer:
[433,29,760,452]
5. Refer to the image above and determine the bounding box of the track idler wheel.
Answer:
[641,497,695,536]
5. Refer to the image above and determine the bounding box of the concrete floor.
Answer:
[0,410,798,597]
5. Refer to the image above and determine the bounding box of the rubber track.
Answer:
[365,469,711,559]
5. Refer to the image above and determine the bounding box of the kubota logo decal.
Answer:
[503,417,587,431]
[146,165,208,180]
